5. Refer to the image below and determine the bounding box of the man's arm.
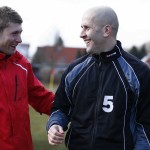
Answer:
[46,110,69,145]
[27,62,54,115]
[46,110,69,131]
[134,67,150,149]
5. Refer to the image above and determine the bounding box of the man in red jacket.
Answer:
[0,6,54,150]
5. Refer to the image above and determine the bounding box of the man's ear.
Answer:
[103,25,111,37]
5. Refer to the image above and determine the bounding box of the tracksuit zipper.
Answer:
[90,56,102,150]
[14,75,18,101]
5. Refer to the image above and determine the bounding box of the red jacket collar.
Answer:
[0,52,7,60]
[0,51,21,62]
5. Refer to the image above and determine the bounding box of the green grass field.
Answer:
[29,84,67,150]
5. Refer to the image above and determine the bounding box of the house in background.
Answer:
[32,37,86,83]
[32,46,85,65]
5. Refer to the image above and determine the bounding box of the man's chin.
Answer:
[7,50,16,55]
[86,48,94,54]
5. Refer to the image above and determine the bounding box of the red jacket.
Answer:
[0,51,54,150]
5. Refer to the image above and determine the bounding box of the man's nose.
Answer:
[16,36,22,43]
[80,30,86,38]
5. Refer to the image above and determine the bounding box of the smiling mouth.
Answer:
[9,46,17,52]
[84,40,90,46]
[10,44,17,49]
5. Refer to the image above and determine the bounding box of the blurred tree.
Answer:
[129,45,146,59]
[54,36,64,47]
[140,44,147,59]
[54,34,64,52]
[129,46,140,58]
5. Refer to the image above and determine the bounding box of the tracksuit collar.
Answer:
[92,40,122,63]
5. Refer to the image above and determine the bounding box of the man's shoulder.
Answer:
[122,51,150,75]
[11,51,31,69]
[15,51,29,62]
[71,54,89,66]
[64,54,91,76]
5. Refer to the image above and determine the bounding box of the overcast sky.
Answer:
[1,0,150,56]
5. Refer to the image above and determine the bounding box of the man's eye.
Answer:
[82,26,90,31]
[12,32,17,36]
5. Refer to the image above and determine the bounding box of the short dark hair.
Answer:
[0,6,23,32]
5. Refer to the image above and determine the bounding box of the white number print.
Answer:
[102,96,113,113]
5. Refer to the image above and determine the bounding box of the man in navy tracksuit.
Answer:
[46,6,150,150]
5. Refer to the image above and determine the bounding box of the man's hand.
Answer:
[48,125,65,145]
